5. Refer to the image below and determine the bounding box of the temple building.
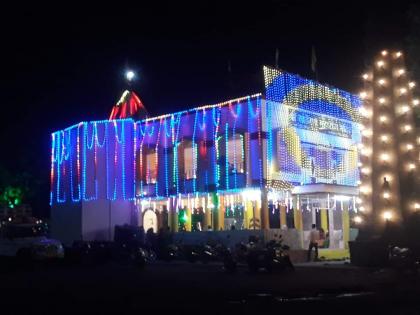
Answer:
[50,66,364,251]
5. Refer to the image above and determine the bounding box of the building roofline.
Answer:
[52,93,263,134]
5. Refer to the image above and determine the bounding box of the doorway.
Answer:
[143,208,158,233]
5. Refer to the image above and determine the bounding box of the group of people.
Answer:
[307,224,330,261]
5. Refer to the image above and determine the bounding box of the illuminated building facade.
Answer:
[359,50,420,228]
[51,66,363,250]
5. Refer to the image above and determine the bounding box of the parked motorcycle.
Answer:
[243,236,294,273]
[158,243,180,262]
[389,245,420,275]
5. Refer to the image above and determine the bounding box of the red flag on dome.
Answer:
[109,90,148,120]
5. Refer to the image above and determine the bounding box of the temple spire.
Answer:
[109,90,148,120]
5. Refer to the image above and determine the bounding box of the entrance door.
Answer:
[143,209,158,233]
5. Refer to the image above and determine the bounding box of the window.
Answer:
[146,151,157,184]
[184,144,197,179]
[227,134,245,174]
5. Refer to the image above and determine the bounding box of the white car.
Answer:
[0,223,64,260]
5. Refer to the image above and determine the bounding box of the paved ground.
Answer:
[0,260,419,314]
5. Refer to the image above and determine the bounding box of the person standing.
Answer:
[307,224,320,261]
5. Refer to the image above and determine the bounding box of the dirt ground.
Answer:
[0,260,419,314]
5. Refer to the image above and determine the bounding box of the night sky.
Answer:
[1,2,416,218]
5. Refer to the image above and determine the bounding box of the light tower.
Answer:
[359,50,420,230]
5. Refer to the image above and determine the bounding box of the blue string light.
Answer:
[192,110,198,193]
[50,133,56,205]
[51,96,272,205]
[164,118,170,197]
[225,122,229,190]
[69,126,81,202]
[155,119,162,197]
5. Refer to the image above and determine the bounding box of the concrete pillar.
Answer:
[204,197,211,231]
[280,205,287,228]
[293,195,303,248]
[320,208,328,232]
[218,195,225,231]
[293,195,302,231]
[244,200,252,229]
[328,196,335,248]
[342,201,350,249]
[169,198,178,233]
[260,189,269,230]
[186,206,192,232]
[211,193,219,231]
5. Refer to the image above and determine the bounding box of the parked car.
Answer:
[0,223,64,262]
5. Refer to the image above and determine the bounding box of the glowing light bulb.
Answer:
[359,106,370,117]
[379,97,386,104]
[383,175,392,183]
[406,144,413,150]
[354,216,363,223]
[409,82,416,88]
[378,79,386,85]
[360,186,370,194]
[361,167,369,174]
[414,203,420,210]
[357,180,362,185]
[381,153,389,161]
[359,206,365,212]
[381,135,388,142]
[381,50,388,56]
[360,91,367,99]
[413,99,419,106]
[379,116,387,123]
[383,211,392,220]
[358,162,363,167]
[362,129,372,137]
[404,125,412,132]
[362,73,369,80]
[361,148,371,156]
[383,192,390,199]
[396,51,402,58]
[409,163,416,170]
[401,105,410,113]
[377,60,385,67]
[400,87,407,95]
[125,70,135,81]
[398,69,405,76]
